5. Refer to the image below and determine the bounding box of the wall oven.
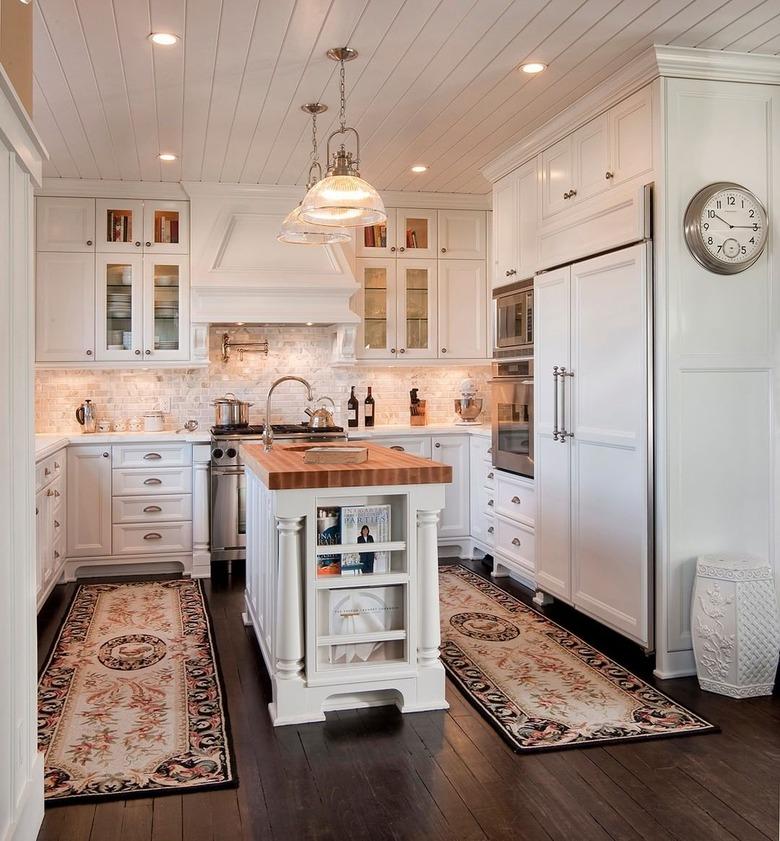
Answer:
[493,278,533,359]
[491,358,534,478]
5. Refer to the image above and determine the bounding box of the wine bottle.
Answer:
[347,386,359,428]
[364,386,375,427]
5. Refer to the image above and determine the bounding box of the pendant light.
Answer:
[299,48,386,228]
[277,103,351,245]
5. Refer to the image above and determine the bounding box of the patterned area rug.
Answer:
[39,579,236,803]
[439,565,716,752]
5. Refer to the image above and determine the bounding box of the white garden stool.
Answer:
[691,553,780,698]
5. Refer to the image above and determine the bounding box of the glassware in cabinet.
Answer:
[95,254,143,360]
[142,255,190,360]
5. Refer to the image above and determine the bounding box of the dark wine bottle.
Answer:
[364,386,375,427]
[347,386,359,428]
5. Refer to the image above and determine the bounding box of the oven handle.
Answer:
[211,469,245,477]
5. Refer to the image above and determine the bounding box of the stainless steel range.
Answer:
[210,423,347,563]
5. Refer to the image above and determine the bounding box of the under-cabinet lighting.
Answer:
[520,62,546,74]
[149,32,179,46]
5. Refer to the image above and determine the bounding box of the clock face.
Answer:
[684,183,768,274]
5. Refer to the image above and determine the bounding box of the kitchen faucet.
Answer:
[263,376,314,451]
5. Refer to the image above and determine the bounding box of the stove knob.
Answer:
[212,448,224,459]
[226,447,237,459]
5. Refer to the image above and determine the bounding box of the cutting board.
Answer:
[303,446,369,464]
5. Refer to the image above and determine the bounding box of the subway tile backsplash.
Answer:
[36,326,492,433]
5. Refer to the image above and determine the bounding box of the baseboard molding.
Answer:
[653,648,696,680]
[4,752,44,841]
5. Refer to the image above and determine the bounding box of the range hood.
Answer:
[184,184,359,325]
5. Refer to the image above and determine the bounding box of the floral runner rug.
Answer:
[39,579,236,803]
[439,565,715,752]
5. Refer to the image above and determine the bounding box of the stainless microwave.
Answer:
[493,278,533,359]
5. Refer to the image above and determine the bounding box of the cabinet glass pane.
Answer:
[105,208,134,243]
[364,267,388,349]
[154,209,181,245]
[317,585,406,638]
[363,223,387,249]
[404,268,429,349]
[105,263,135,351]
[152,264,180,351]
[403,217,428,250]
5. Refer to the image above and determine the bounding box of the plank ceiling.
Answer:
[33,0,780,193]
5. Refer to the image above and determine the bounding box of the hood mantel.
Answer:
[184,182,359,325]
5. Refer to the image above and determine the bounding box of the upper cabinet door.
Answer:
[541,134,573,218]
[143,255,190,361]
[396,209,437,259]
[608,86,653,186]
[437,260,487,359]
[36,252,96,362]
[437,209,486,260]
[95,253,143,361]
[492,172,519,287]
[355,258,398,359]
[95,199,145,253]
[572,113,609,203]
[37,197,95,252]
[397,259,437,359]
[516,158,539,280]
[355,210,398,257]
[142,200,190,255]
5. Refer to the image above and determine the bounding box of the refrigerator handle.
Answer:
[559,367,574,442]
[552,366,559,441]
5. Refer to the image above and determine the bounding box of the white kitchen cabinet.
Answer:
[143,254,190,361]
[396,208,438,258]
[437,260,487,359]
[534,244,650,647]
[368,436,432,458]
[608,86,653,186]
[67,445,112,558]
[492,158,539,288]
[397,260,438,359]
[35,251,96,362]
[355,258,398,358]
[437,210,486,259]
[432,435,470,538]
[35,449,67,610]
[95,198,145,253]
[542,134,574,217]
[355,209,398,257]
[36,197,95,252]
[142,200,189,255]
[95,253,143,361]
[35,488,47,602]
[572,113,609,203]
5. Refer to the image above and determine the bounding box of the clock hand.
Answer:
[712,213,733,229]
[729,225,760,229]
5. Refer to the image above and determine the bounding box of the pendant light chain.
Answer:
[338,58,347,133]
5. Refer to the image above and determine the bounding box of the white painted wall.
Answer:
[655,76,780,678]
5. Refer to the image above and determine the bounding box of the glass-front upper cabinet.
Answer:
[355,210,397,257]
[143,200,190,255]
[396,209,437,259]
[356,258,397,359]
[95,199,144,253]
[397,260,437,358]
[142,255,190,361]
[95,254,143,360]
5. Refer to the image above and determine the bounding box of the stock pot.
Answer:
[212,392,252,427]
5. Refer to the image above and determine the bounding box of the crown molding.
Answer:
[38,178,188,199]
[481,45,780,184]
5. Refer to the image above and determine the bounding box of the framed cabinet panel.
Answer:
[95,198,144,253]
[572,113,609,202]
[516,158,539,281]
[143,200,189,254]
[36,251,96,362]
[36,197,95,252]
[396,209,437,258]
[397,259,437,359]
[608,86,653,186]
[356,258,398,359]
[541,134,573,218]
[432,435,470,538]
[67,446,112,558]
[95,253,143,361]
[437,209,486,259]
[142,255,190,361]
[493,171,519,286]
[438,259,487,359]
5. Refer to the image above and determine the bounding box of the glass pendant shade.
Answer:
[277,203,351,245]
[299,174,386,227]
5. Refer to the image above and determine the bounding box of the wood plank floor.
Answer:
[37,561,780,841]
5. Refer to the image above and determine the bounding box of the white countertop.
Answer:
[349,422,490,439]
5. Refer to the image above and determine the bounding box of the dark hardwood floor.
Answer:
[37,560,780,841]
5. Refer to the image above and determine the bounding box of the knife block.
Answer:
[410,399,427,426]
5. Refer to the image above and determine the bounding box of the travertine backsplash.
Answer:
[36,326,491,433]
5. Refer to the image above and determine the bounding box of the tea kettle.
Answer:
[304,396,336,429]
[75,399,97,434]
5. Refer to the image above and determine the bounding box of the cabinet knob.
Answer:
[487,526,494,534]
[441,247,447,253]
[512,537,521,547]
[487,499,494,507]
[54,489,61,497]
[399,348,406,354]
[86,240,93,246]
[54,462,60,469]
[511,496,521,504]
[505,269,517,276]
[390,246,396,252]
[46,488,54,497]
[434,442,441,448]
[441,348,447,354]
[135,349,141,355]
[605,171,614,180]
[487,472,494,479]
[135,241,141,247]
[145,241,152,247]
[102,452,109,458]
[54,520,60,528]
[390,348,396,354]
[487,447,493,454]
[44,467,51,476]
[569,188,577,198]
[54,550,60,559]
[145,349,152,355]
[86,349,93,356]
[399,246,406,252]
[563,191,570,200]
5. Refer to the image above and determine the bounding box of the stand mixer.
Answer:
[453,378,483,425]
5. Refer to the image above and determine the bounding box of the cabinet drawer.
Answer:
[471,510,495,545]
[112,521,193,555]
[496,517,535,570]
[52,534,66,570]
[112,443,192,468]
[469,435,492,463]
[112,494,192,524]
[36,451,66,492]
[371,436,432,459]
[45,473,66,513]
[496,471,535,525]
[112,467,192,496]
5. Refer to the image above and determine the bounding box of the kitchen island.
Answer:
[242,441,451,725]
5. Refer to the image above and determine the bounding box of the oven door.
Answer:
[210,468,246,561]
[491,376,534,478]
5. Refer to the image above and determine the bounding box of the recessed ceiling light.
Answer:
[411,165,428,173]
[149,32,179,46]
[158,153,177,161]
[521,62,546,74]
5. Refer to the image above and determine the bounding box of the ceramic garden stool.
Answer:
[691,553,780,698]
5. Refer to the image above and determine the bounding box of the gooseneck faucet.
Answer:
[263,376,314,451]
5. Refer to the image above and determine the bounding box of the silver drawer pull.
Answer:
[54,550,60,559]
[143,505,162,513]
[511,496,521,504]
[487,526,494,534]
[54,520,60,528]
[44,467,51,476]
[143,453,162,460]
[143,478,162,485]
[390,445,405,451]
[487,499,494,507]
[487,472,494,479]
[143,532,162,540]
[512,537,521,546]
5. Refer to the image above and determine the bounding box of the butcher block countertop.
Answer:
[241,442,453,490]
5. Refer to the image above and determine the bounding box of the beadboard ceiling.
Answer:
[33,0,780,193]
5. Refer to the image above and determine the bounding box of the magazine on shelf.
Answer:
[328,585,404,664]
[316,506,341,576]
[340,504,391,575]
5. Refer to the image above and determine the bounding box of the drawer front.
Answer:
[52,534,66,569]
[371,436,432,459]
[46,473,66,513]
[112,521,193,555]
[36,451,66,492]
[471,509,495,545]
[470,435,492,464]
[475,461,495,490]
[112,494,192,524]
[112,466,192,496]
[496,471,535,524]
[496,517,535,570]
[112,443,192,468]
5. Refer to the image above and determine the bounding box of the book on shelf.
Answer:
[340,504,391,575]
[328,585,404,664]
[363,224,386,249]
[316,507,341,576]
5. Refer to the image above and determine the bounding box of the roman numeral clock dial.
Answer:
[684,182,768,274]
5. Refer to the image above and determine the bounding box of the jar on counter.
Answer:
[143,411,164,433]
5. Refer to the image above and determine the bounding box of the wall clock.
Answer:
[683,182,768,274]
